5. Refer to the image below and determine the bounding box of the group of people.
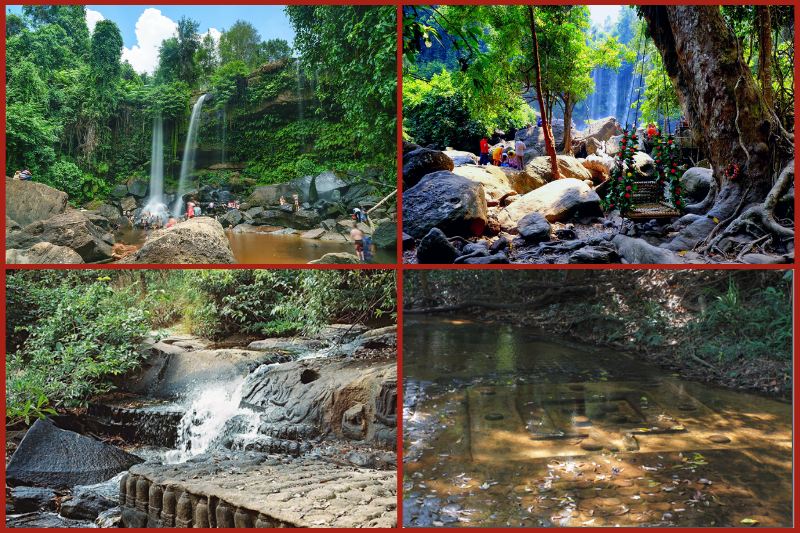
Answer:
[478,137,527,169]
[279,193,301,211]
[12,169,33,180]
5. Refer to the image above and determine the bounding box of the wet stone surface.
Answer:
[403,316,792,527]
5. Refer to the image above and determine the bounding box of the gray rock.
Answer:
[122,217,235,264]
[517,212,551,242]
[525,155,592,182]
[6,419,142,489]
[95,507,122,528]
[6,242,84,264]
[9,486,57,513]
[11,210,113,263]
[372,221,397,250]
[402,232,415,250]
[403,148,454,187]
[219,209,244,228]
[402,171,488,239]
[6,179,68,227]
[416,228,458,264]
[612,234,683,264]
[462,251,509,264]
[497,178,602,229]
[120,195,137,213]
[680,167,714,203]
[577,117,622,142]
[60,473,123,520]
[110,184,129,199]
[6,512,94,528]
[443,150,479,167]
[568,246,620,263]
[127,179,148,198]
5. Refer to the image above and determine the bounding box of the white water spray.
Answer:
[173,94,208,218]
[142,115,168,222]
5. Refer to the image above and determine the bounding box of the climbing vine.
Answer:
[652,132,685,211]
[602,128,639,216]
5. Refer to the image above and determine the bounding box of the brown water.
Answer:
[114,227,395,264]
[403,316,793,527]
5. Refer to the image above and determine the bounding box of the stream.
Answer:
[402,315,792,527]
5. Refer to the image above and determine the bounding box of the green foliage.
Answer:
[602,128,639,215]
[6,273,150,423]
[219,21,274,69]
[42,160,109,205]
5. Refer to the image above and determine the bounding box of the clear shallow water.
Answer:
[403,316,793,528]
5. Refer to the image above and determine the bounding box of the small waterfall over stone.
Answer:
[142,115,168,221]
[173,93,208,218]
[164,375,260,464]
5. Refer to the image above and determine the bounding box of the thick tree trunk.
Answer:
[641,6,792,214]
[562,94,574,155]
[527,6,560,179]
[757,7,774,109]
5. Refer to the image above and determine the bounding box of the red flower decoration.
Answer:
[624,193,631,198]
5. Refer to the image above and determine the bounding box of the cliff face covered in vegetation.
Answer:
[6,5,397,206]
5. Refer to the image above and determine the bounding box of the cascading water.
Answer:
[142,115,168,222]
[164,375,260,464]
[173,93,208,218]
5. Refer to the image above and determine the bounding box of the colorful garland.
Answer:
[602,128,638,216]
[652,132,685,211]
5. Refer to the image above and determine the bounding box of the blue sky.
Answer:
[588,5,621,28]
[7,5,294,74]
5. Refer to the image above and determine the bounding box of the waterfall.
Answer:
[164,376,258,464]
[142,115,167,221]
[173,93,208,218]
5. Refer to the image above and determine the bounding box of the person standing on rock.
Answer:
[193,204,202,217]
[479,137,490,165]
[292,194,300,211]
[350,227,365,261]
[515,139,526,169]
[186,200,195,219]
[492,145,503,166]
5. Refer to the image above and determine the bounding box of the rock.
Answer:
[7,215,21,235]
[517,213,551,242]
[6,178,68,227]
[95,507,122,528]
[461,251,509,264]
[402,147,454,187]
[6,242,84,264]
[110,183,129,199]
[497,178,603,229]
[453,165,513,201]
[582,154,614,182]
[6,513,94,528]
[9,486,57,513]
[580,440,604,452]
[632,152,656,178]
[584,136,604,155]
[709,434,731,444]
[120,195,137,213]
[305,171,348,202]
[680,167,714,203]
[11,210,113,263]
[301,228,326,239]
[96,203,121,222]
[577,117,622,142]
[607,132,645,155]
[443,150,479,167]
[568,246,620,263]
[740,253,786,264]
[402,171,488,239]
[123,217,235,264]
[402,232,415,250]
[60,473,123,520]
[308,252,361,264]
[525,156,592,182]
[127,179,148,198]
[372,221,397,249]
[219,209,244,228]
[612,234,683,264]
[252,208,321,230]
[6,418,142,489]
[318,323,370,343]
[246,183,299,207]
[416,228,458,264]
[499,167,547,194]
[661,217,717,252]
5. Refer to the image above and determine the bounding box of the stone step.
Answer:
[119,453,396,528]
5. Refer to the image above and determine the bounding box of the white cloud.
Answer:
[202,27,222,45]
[85,8,105,33]
[122,8,178,74]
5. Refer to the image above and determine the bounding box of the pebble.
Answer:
[580,441,604,451]
[708,434,731,444]
[573,415,592,426]
[485,413,504,421]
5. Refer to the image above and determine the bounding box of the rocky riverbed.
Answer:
[401,117,793,265]
[6,324,398,528]
[6,169,397,265]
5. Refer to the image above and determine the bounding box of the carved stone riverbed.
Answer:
[403,316,792,527]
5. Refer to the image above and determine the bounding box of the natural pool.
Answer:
[403,316,792,527]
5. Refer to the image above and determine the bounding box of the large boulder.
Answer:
[371,220,397,249]
[416,228,458,264]
[8,486,57,513]
[252,208,321,230]
[7,242,84,264]
[517,212,551,242]
[499,167,547,194]
[577,117,622,142]
[126,179,148,198]
[607,133,645,155]
[582,154,614,183]
[525,155,592,182]
[444,150,479,167]
[402,171,488,239]
[453,165,513,201]
[123,217,235,264]
[402,147,454,187]
[6,179,68,227]
[60,474,122,520]
[247,183,298,207]
[10,210,113,263]
[680,167,714,203]
[6,418,142,489]
[497,178,603,229]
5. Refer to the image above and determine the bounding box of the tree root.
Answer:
[701,160,794,257]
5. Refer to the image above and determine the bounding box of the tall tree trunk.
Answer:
[640,5,792,227]
[756,7,774,109]
[527,6,560,179]
[562,93,573,155]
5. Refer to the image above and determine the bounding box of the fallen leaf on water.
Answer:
[740,518,759,526]
[712,217,720,223]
